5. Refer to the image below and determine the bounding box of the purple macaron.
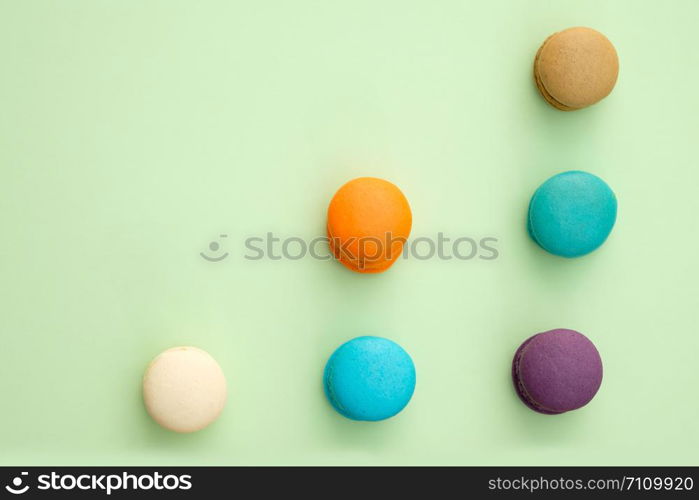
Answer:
[512,329,603,415]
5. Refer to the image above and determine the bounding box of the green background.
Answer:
[1,0,697,466]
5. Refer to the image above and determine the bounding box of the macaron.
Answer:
[528,170,617,258]
[323,336,416,421]
[143,346,227,433]
[512,329,603,415]
[327,177,412,273]
[534,27,619,111]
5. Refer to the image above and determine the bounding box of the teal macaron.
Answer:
[528,171,617,258]
[323,336,416,421]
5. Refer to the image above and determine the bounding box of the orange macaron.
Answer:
[327,177,412,273]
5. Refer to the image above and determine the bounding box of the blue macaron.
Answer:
[528,171,617,258]
[323,336,416,421]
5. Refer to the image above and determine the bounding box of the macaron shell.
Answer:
[534,34,577,111]
[514,329,603,414]
[323,336,416,421]
[327,177,412,273]
[528,171,617,257]
[536,27,619,110]
[512,335,560,414]
[143,346,227,433]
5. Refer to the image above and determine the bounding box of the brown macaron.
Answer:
[534,27,619,111]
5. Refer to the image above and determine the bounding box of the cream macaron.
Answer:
[534,27,619,111]
[143,346,227,433]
